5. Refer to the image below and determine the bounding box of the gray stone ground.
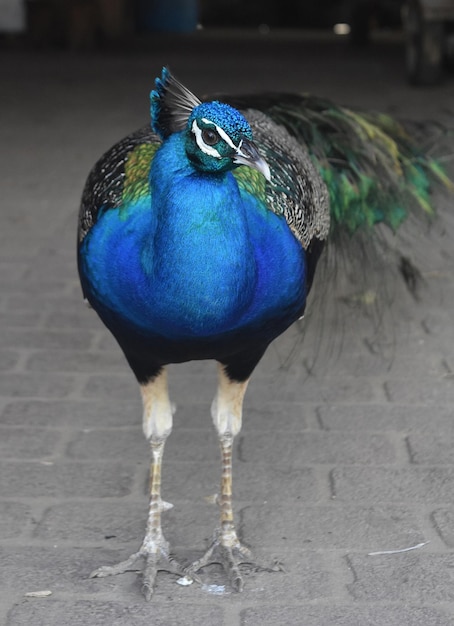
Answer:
[1,30,454,625]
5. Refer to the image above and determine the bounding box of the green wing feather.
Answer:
[79,127,160,241]
[122,142,159,205]
[233,165,267,203]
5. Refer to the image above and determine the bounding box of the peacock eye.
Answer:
[201,128,219,146]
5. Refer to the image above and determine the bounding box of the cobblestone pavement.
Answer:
[1,31,454,625]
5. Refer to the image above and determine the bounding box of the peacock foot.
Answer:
[89,536,187,601]
[186,527,255,592]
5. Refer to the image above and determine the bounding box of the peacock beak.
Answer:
[233,138,271,182]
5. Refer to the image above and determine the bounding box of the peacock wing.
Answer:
[78,126,161,243]
[236,108,331,249]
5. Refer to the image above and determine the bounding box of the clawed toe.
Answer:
[90,551,143,579]
[89,547,187,601]
[186,532,256,592]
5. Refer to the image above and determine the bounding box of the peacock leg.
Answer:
[186,364,254,591]
[90,368,185,600]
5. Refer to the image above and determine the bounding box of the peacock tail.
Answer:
[221,92,453,239]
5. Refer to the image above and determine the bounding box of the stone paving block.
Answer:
[407,433,454,464]
[34,501,148,544]
[431,508,454,547]
[167,368,379,405]
[64,427,296,471]
[66,428,148,460]
[0,261,28,283]
[67,426,248,471]
[0,547,141,595]
[247,375,380,404]
[0,400,78,427]
[421,308,454,335]
[0,329,93,350]
[138,499,217,548]
[45,310,107,331]
[25,259,78,284]
[0,461,133,498]
[332,466,454,503]
[224,550,333,603]
[311,351,392,377]
[0,502,32,539]
[318,350,444,378]
[174,402,309,432]
[0,254,67,284]
[5,293,81,314]
[0,399,142,428]
[0,351,19,371]
[240,605,454,626]
[233,464,319,503]
[168,373,225,405]
[0,373,74,398]
[82,375,142,402]
[240,431,395,466]
[385,376,454,403]
[239,403,309,432]
[347,552,454,602]
[25,350,129,374]
[6,599,225,626]
[149,459,319,504]
[0,427,60,459]
[0,311,42,328]
[242,504,424,550]
[33,499,235,551]
[318,403,454,433]
[1,278,69,295]
[132,445,317,504]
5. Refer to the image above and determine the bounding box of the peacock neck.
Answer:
[150,133,243,218]
[147,134,252,256]
[142,133,257,335]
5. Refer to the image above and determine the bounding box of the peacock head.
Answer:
[150,68,270,180]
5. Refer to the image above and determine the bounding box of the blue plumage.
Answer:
[78,67,449,600]
[80,68,306,358]
[79,69,315,598]
[80,127,305,343]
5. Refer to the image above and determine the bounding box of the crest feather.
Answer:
[150,67,201,139]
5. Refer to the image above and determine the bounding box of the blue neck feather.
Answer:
[144,133,258,333]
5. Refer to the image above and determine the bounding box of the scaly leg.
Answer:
[186,363,253,591]
[90,368,185,600]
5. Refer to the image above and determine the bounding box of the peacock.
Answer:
[77,67,451,600]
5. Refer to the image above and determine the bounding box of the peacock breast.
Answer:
[79,172,307,342]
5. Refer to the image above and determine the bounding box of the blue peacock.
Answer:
[77,68,451,599]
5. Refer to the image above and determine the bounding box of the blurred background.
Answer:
[1,0,454,86]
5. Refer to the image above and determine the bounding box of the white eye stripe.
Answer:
[201,118,240,152]
[191,120,222,158]
[192,118,245,159]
